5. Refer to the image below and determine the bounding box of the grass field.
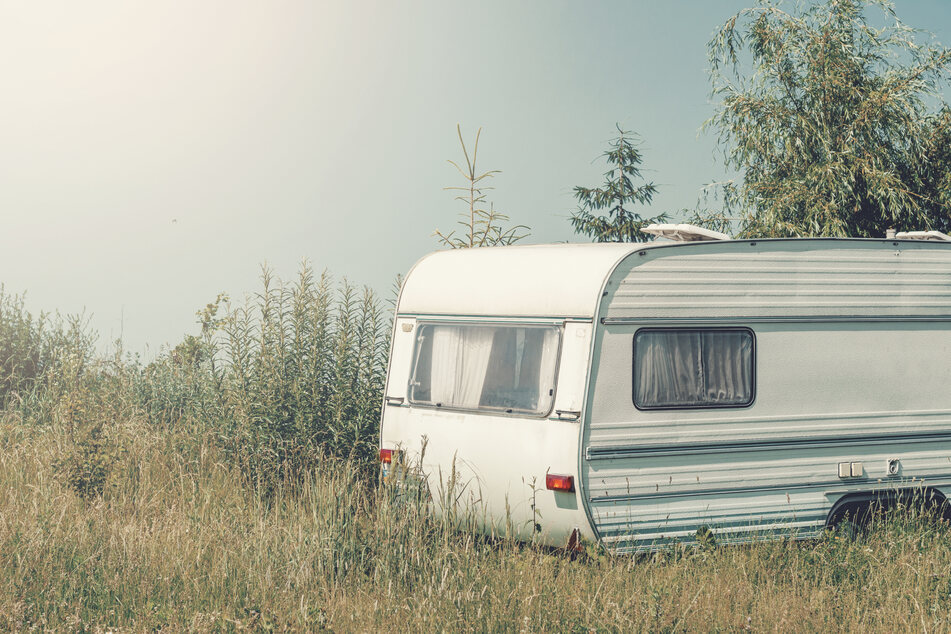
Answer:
[3,415,951,631]
[2,273,951,631]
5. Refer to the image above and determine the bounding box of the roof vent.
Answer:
[641,223,731,242]
[894,230,951,242]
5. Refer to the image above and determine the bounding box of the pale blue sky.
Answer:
[2,1,951,354]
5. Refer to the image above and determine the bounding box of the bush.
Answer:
[55,421,124,499]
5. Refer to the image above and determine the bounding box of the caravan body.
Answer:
[380,239,951,552]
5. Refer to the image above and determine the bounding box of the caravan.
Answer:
[379,229,951,552]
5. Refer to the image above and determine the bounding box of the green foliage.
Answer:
[0,264,389,497]
[124,263,391,492]
[214,262,389,489]
[571,125,668,242]
[56,421,124,499]
[48,344,132,501]
[435,124,530,248]
[0,289,128,500]
[0,288,42,404]
[0,286,96,413]
[704,0,951,238]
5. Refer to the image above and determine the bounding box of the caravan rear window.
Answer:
[633,328,754,409]
[408,323,561,416]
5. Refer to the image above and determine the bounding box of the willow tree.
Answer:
[703,0,951,238]
[571,126,667,242]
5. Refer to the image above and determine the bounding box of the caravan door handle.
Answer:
[385,396,405,406]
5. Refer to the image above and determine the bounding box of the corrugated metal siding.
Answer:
[583,240,951,553]
[603,240,951,320]
[588,442,951,552]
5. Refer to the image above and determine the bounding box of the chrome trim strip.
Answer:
[590,475,951,503]
[586,431,951,461]
[602,315,951,325]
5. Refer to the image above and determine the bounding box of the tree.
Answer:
[570,126,667,242]
[702,0,951,238]
[434,125,529,248]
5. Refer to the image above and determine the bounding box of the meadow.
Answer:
[2,268,951,632]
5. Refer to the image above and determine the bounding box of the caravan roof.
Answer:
[397,238,951,320]
[398,243,637,319]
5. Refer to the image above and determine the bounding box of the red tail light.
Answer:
[546,473,575,492]
[379,448,397,464]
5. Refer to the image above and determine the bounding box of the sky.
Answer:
[3,1,951,356]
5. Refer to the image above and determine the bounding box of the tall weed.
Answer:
[214,262,389,488]
[0,262,390,496]
[0,286,96,417]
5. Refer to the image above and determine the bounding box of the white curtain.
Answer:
[428,326,494,408]
[635,330,751,407]
[701,331,752,403]
[429,327,458,405]
[419,324,562,414]
[455,327,494,406]
[535,329,560,412]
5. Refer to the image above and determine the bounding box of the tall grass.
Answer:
[2,273,951,630]
[1,262,389,501]
[1,417,951,631]
[0,286,96,416]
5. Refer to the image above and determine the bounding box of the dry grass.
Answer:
[2,413,951,632]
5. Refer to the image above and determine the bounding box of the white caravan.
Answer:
[379,234,951,553]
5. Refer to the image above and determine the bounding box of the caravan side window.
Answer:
[408,323,561,416]
[633,328,754,409]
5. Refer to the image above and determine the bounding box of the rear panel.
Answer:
[381,318,596,546]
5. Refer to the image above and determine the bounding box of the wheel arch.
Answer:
[826,487,949,527]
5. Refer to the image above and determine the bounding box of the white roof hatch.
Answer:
[641,223,731,242]
[895,230,951,242]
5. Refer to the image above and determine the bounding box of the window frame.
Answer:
[631,326,756,411]
[406,320,564,418]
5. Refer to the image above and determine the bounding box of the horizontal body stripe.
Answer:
[630,274,951,284]
[585,430,951,460]
[589,475,951,503]
[602,315,951,325]
[588,408,951,429]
